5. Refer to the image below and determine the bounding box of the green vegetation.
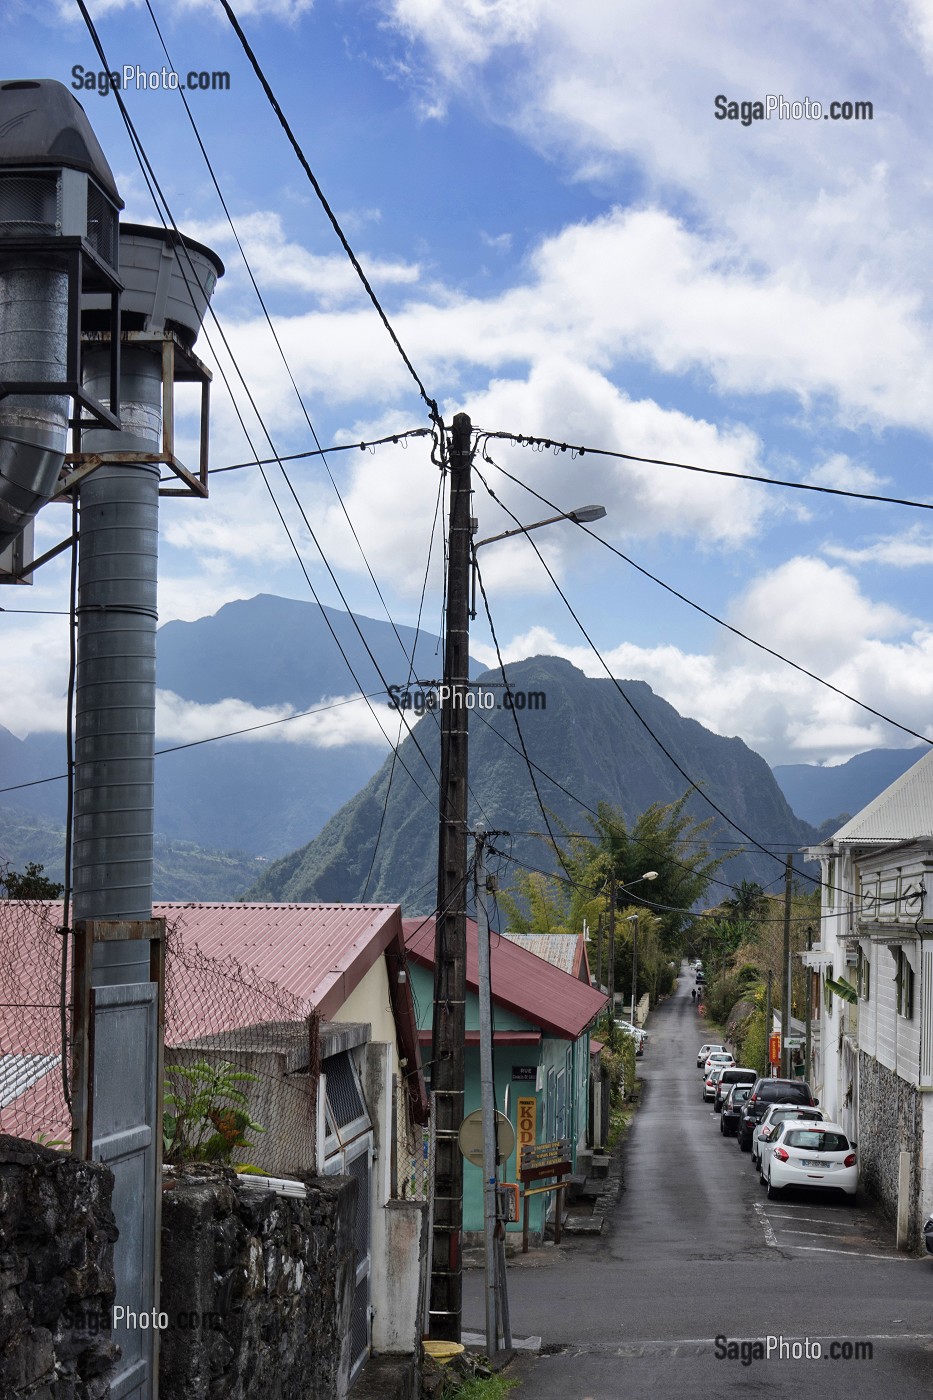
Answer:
[163,1059,266,1166]
[0,860,63,899]
[689,880,821,1074]
[450,1376,519,1399]
[500,794,726,1018]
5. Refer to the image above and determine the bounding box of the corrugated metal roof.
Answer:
[501,933,580,976]
[0,1053,60,1109]
[154,902,402,1022]
[832,748,933,845]
[403,917,606,1040]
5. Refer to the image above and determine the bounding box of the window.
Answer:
[857,946,871,1002]
[896,948,915,1020]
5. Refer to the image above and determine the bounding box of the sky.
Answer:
[3,0,933,771]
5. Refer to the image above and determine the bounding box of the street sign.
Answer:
[519,1139,571,1182]
[458,1109,516,1168]
[784,1037,804,1050]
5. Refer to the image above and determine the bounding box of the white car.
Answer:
[696,1042,725,1068]
[702,1051,735,1077]
[703,1066,726,1102]
[765,1120,857,1199]
[752,1103,825,1170]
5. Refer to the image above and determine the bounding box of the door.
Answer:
[91,982,159,1400]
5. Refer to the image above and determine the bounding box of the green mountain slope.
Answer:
[248,655,817,911]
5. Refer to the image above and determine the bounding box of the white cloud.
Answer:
[185,211,421,309]
[155,689,390,747]
[470,556,933,765]
[824,523,933,568]
[807,453,888,493]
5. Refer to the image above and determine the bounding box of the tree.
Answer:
[0,862,63,900]
[502,795,729,1002]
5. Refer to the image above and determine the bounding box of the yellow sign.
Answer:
[517,1095,536,1153]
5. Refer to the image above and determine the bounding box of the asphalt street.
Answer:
[463,967,933,1398]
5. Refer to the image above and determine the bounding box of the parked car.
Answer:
[720,1083,752,1136]
[924,1216,933,1255]
[702,1051,735,1077]
[763,1120,857,1199]
[756,1104,827,1177]
[713,1066,757,1113]
[614,1021,645,1056]
[703,1066,727,1102]
[697,1042,725,1068]
[736,1077,817,1151]
[695,970,706,985]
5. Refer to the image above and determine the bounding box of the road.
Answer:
[463,967,933,1398]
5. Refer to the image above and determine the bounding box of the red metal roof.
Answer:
[153,902,402,1022]
[403,916,607,1040]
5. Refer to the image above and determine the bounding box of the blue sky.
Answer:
[3,0,933,768]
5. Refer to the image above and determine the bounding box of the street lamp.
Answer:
[470,503,607,618]
[619,871,658,1028]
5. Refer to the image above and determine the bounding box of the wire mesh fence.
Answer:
[0,902,319,1175]
[0,899,70,1144]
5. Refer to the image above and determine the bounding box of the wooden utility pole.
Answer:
[765,968,773,1076]
[607,873,616,1045]
[781,853,793,1077]
[428,412,473,1341]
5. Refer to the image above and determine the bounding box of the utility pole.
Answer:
[429,412,473,1341]
[805,924,813,1082]
[629,913,639,1028]
[608,873,616,1045]
[595,913,603,996]
[475,826,505,1356]
[781,853,793,1078]
[765,968,773,1077]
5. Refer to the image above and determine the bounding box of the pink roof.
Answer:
[154,901,403,1022]
[403,916,607,1041]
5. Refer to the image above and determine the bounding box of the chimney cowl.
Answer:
[0,78,123,207]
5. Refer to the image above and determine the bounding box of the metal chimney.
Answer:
[74,224,222,974]
[0,79,121,555]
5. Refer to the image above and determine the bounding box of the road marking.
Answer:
[754,1201,778,1247]
[778,1227,866,1240]
[767,1211,855,1225]
[787,1244,916,1261]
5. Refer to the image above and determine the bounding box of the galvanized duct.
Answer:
[0,261,69,551]
[73,345,161,978]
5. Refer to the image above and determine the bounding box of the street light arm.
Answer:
[473,504,606,551]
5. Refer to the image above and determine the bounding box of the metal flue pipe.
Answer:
[73,347,162,975]
[0,261,69,551]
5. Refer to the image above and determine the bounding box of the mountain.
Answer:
[0,594,464,861]
[772,748,926,828]
[0,805,265,901]
[248,654,818,912]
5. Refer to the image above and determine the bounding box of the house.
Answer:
[402,914,607,1241]
[804,749,933,1248]
[0,899,429,1383]
[501,930,592,982]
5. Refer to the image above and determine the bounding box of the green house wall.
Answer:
[409,962,593,1237]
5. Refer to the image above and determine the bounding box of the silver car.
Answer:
[754,1103,826,1176]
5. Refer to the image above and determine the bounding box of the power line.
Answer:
[481,430,933,513]
[208,429,431,476]
[216,0,443,439]
[473,457,820,887]
[75,1,450,813]
[481,451,933,750]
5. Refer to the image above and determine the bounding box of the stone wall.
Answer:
[160,1166,357,1400]
[858,1051,924,1249]
[0,1134,118,1399]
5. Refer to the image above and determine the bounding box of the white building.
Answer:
[805,749,933,1248]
